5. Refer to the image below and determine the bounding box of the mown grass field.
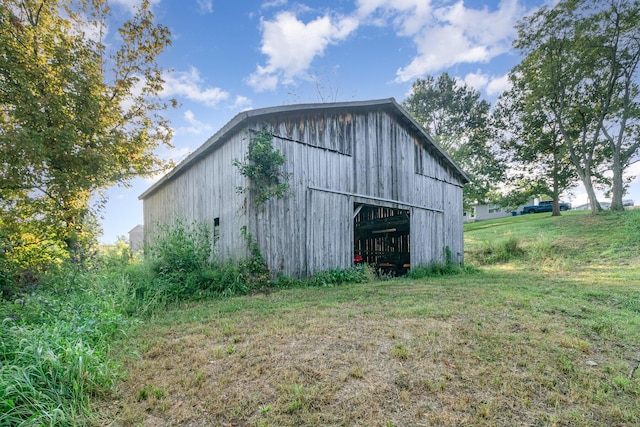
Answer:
[97,210,640,426]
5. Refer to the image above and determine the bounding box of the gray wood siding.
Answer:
[143,131,250,260]
[143,102,466,277]
[269,111,354,155]
[247,129,352,276]
[411,208,445,264]
[307,190,352,274]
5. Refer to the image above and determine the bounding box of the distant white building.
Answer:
[574,199,634,210]
[128,224,144,253]
[464,199,535,222]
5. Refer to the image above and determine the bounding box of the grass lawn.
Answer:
[97,210,640,426]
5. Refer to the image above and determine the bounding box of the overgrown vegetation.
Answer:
[95,210,639,426]
[0,267,131,426]
[5,211,640,425]
[233,130,290,205]
[0,220,375,425]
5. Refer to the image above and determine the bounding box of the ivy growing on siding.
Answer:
[233,130,290,205]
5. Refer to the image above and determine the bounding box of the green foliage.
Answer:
[146,220,213,278]
[304,266,370,287]
[233,130,290,205]
[494,79,577,216]
[407,263,479,278]
[98,237,133,271]
[238,226,271,288]
[121,221,273,315]
[466,236,525,265]
[0,0,174,270]
[511,0,640,212]
[403,73,505,207]
[405,245,479,278]
[0,266,131,426]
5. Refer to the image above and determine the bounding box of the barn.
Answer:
[140,98,469,277]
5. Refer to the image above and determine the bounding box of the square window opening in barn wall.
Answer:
[353,203,410,276]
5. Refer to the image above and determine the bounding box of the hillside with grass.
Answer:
[94,210,640,427]
[2,210,639,426]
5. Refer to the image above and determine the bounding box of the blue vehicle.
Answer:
[522,200,571,214]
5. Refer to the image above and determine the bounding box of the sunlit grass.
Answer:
[6,210,638,426]
[98,209,640,426]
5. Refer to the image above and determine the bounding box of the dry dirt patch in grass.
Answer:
[97,277,640,427]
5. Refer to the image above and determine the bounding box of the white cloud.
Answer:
[486,73,511,96]
[354,0,524,82]
[248,0,528,91]
[262,0,287,9]
[196,0,213,14]
[356,0,433,36]
[230,96,253,111]
[110,0,161,13]
[161,67,229,107]
[174,110,214,135]
[247,11,359,92]
[464,71,489,91]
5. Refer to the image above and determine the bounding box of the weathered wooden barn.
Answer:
[140,98,469,277]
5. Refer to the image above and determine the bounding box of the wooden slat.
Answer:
[143,106,466,276]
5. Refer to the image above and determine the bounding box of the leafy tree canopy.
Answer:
[0,0,174,269]
[403,73,505,208]
[494,80,578,216]
[512,0,640,212]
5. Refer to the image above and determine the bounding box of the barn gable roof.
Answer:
[140,98,469,200]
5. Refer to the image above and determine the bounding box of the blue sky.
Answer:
[98,0,639,243]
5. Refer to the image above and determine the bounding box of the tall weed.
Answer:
[407,263,478,279]
[0,267,130,426]
[122,220,272,315]
[467,236,525,265]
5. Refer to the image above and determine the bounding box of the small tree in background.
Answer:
[495,82,577,216]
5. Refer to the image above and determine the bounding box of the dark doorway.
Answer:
[353,203,410,275]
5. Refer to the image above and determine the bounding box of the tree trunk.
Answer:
[575,168,602,213]
[609,153,625,211]
[551,155,561,216]
[584,179,602,213]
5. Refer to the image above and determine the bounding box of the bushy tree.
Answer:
[495,80,577,216]
[0,0,174,269]
[512,0,640,212]
[403,73,505,208]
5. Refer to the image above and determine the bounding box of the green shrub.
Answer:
[407,263,478,279]
[0,267,130,426]
[306,266,370,287]
[98,238,133,271]
[146,219,213,276]
[270,265,371,289]
[119,221,273,315]
[467,236,525,265]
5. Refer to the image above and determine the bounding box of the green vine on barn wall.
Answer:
[233,130,290,206]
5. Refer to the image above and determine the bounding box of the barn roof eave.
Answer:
[387,98,470,184]
[139,98,468,200]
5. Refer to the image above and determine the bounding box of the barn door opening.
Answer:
[353,203,410,275]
